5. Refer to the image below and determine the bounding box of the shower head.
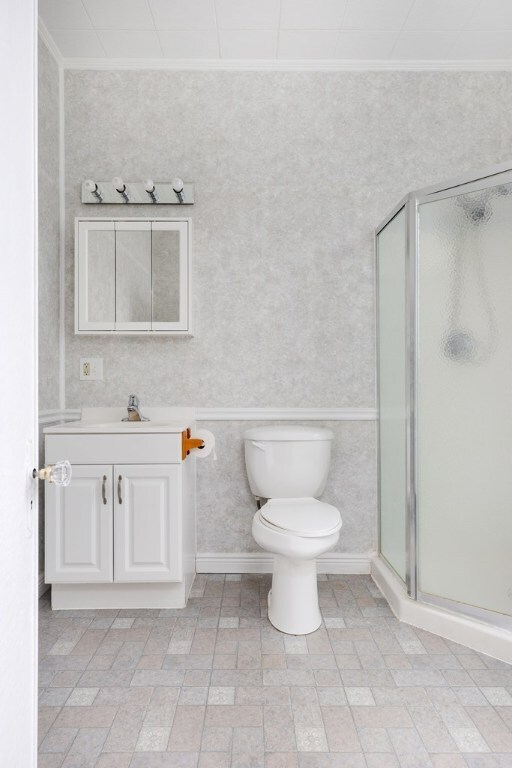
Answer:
[457,191,492,226]
[494,183,512,197]
[442,329,477,362]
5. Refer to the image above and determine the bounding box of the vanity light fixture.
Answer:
[81,178,194,204]
[144,179,158,204]
[172,177,185,203]
[84,179,103,203]
[112,176,129,203]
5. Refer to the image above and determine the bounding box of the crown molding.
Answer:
[61,57,512,72]
[38,18,64,69]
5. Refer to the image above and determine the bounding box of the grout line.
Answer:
[212,0,222,60]
[332,0,350,59]
[78,0,108,58]
[276,0,283,60]
[145,0,165,58]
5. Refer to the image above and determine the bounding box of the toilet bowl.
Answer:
[244,426,342,635]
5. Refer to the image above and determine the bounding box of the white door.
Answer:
[0,1,38,764]
[46,466,114,583]
[114,465,182,582]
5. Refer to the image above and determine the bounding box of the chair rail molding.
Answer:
[39,407,377,424]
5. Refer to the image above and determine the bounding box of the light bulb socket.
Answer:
[112,178,129,203]
[84,180,103,202]
[172,179,185,203]
[144,180,158,203]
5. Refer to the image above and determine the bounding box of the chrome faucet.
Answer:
[122,394,149,422]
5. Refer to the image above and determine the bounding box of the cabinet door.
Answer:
[77,220,116,331]
[115,221,152,331]
[114,465,182,582]
[45,465,113,583]
[151,221,189,331]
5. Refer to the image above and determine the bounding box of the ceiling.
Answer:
[39,0,512,64]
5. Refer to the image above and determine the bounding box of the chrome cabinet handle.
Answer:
[117,474,123,504]
[101,475,107,505]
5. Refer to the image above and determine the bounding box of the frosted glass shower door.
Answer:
[377,207,408,583]
[417,183,512,618]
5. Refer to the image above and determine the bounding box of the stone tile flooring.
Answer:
[38,574,512,768]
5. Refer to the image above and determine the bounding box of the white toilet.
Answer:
[244,425,342,635]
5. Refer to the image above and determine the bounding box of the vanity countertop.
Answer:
[44,407,195,435]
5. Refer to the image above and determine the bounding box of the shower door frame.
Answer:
[376,160,512,621]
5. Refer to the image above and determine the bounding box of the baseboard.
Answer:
[371,555,512,664]
[38,571,49,598]
[196,551,373,575]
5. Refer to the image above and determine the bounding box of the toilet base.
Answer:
[267,555,322,635]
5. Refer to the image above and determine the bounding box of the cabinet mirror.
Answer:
[75,218,191,334]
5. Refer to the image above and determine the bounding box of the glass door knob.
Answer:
[32,460,72,487]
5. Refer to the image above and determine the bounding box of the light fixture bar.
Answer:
[81,180,195,204]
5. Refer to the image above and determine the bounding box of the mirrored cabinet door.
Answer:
[151,221,188,330]
[115,222,152,330]
[77,221,116,331]
[76,218,191,335]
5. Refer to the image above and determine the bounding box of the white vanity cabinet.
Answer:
[44,409,197,610]
[46,464,181,585]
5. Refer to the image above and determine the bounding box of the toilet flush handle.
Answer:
[250,441,266,451]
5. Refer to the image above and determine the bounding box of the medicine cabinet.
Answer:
[75,218,191,334]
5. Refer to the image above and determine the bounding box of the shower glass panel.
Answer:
[417,182,512,618]
[376,207,407,583]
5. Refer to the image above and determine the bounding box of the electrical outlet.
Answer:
[80,358,103,381]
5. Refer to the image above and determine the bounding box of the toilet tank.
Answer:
[244,425,334,499]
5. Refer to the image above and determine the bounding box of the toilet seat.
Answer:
[260,497,342,538]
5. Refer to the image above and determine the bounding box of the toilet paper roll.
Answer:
[191,429,216,460]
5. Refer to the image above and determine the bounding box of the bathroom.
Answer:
[2,0,512,765]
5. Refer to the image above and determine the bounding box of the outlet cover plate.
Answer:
[80,357,103,381]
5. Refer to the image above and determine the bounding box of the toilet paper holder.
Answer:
[182,428,205,460]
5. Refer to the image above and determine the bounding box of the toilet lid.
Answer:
[260,497,342,537]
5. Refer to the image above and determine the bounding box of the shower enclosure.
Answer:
[376,161,512,634]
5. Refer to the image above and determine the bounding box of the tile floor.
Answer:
[38,574,512,768]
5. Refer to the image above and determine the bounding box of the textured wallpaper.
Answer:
[60,69,512,555]
[197,420,376,555]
